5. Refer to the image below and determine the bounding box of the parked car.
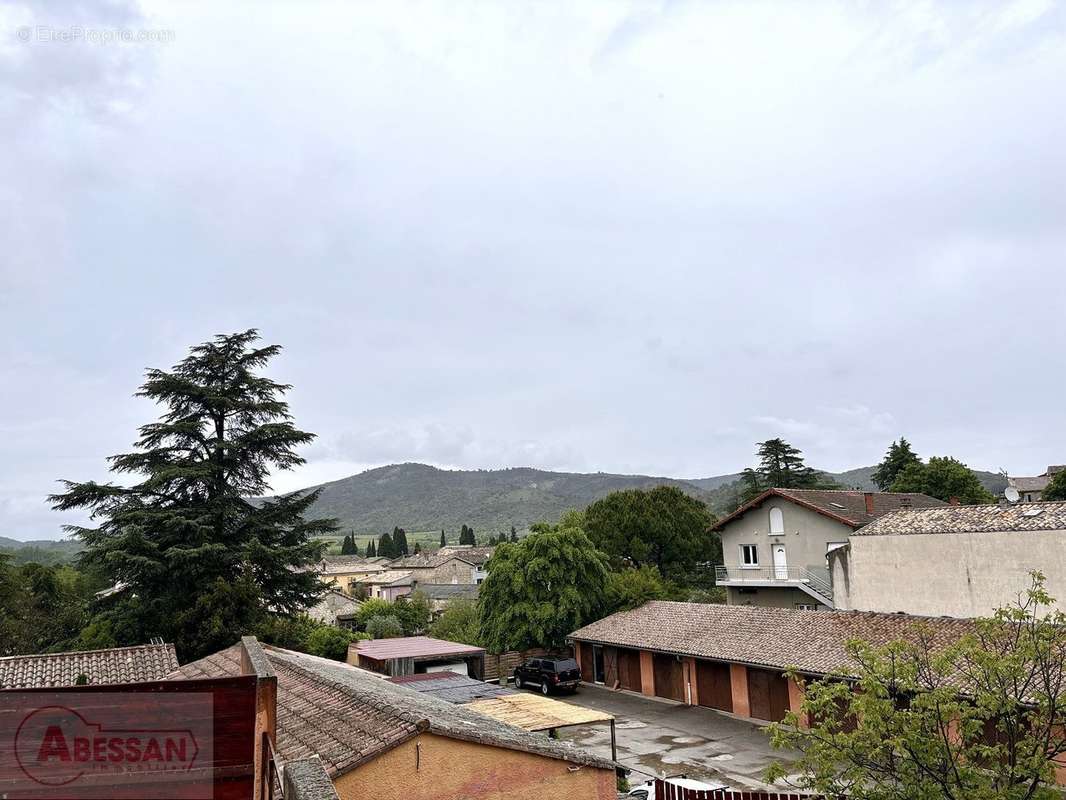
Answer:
[513,656,581,695]
[627,776,727,799]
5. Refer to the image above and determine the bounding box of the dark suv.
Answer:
[513,656,581,695]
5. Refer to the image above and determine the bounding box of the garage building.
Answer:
[569,601,973,724]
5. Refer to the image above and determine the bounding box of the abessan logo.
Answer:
[15,705,200,786]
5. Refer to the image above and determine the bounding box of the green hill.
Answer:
[266,461,1011,538]
[265,462,712,536]
[0,536,83,565]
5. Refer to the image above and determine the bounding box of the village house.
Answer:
[569,601,975,723]
[306,588,364,629]
[417,582,480,615]
[830,501,1066,617]
[317,555,387,595]
[711,489,945,610]
[173,642,616,800]
[351,569,414,601]
[392,545,494,585]
[1007,466,1065,503]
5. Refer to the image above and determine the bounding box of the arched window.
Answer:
[769,507,784,534]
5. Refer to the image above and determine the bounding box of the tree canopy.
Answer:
[890,456,995,504]
[583,485,717,577]
[49,330,331,660]
[739,438,836,503]
[429,597,482,647]
[769,574,1066,800]
[871,437,921,492]
[1041,470,1066,501]
[478,516,608,652]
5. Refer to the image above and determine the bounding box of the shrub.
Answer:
[429,598,481,646]
[365,614,404,639]
[303,625,367,661]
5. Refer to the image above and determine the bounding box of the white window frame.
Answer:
[768,507,785,534]
[739,544,759,568]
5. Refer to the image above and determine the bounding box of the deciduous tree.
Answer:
[768,574,1066,800]
[583,486,716,578]
[1041,470,1066,501]
[890,456,995,504]
[478,520,608,652]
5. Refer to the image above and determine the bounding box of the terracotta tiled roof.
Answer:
[1010,476,1051,492]
[0,643,179,689]
[353,636,484,661]
[855,501,1066,536]
[569,601,974,678]
[352,569,412,586]
[711,488,947,531]
[170,644,611,776]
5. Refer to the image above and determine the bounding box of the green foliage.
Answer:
[768,573,1066,800]
[340,533,358,555]
[871,437,921,492]
[1041,470,1066,501]
[365,614,404,639]
[353,598,394,629]
[413,541,421,554]
[429,598,482,646]
[0,556,105,656]
[255,613,366,661]
[393,591,432,635]
[303,625,364,661]
[738,439,837,504]
[392,527,409,556]
[584,486,717,578]
[510,526,518,543]
[604,566,673,613]
[890,456,996,504]
[49,330,332,661]
[478,521,608,652]
[685,587,726,604]
[377,532,395,559]
[366,540,376,558]
[440,530,446,547]
[459,524,476,545]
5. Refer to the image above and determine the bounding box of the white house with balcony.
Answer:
[711,488,945,610]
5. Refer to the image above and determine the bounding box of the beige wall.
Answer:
[410,558,478,585]
[833,530,1066,617]
[334,733,615,800]
[719,500,852,576]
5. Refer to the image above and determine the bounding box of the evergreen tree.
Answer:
[412,541,421,555]
[871,437,921,491]
[737,439,835,505]
[340,533,356,555]
[350,537,359,557]
[439,530,446,548]
[366,540,376,558]
[50,330,331,660]
[509,525,518,543]
[378,532,395,559]
[392,527,409,556]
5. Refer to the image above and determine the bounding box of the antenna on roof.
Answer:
[1004,486,1020,504]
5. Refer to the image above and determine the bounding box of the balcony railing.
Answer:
[715,564,833,601]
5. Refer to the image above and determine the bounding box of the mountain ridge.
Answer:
[267,461,1008,535]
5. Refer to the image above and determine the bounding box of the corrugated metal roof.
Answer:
[354,636,485,661]
[388,671,511,703]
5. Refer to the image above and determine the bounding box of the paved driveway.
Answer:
[549,684,801,791]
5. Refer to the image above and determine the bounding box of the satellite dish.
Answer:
[1005,486,1020,503]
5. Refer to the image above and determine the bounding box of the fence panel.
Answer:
[653,779,822,800]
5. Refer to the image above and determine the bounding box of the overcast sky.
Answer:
[2,1,1065,540]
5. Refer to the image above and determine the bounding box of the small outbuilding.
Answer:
[349,636,486,679]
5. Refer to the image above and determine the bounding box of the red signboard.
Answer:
[0,677,257,800]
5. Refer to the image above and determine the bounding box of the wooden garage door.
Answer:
[578,643,594,682]
[653,653,684,702]
[616,648,641,692]
[747,667,790,722]
[696,660,733,712]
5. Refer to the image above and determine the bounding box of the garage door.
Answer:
[578,643,594,682]
[746,667,790,722]
[652,653,684,702]
[616,648,641,692]
[696,660,733,712]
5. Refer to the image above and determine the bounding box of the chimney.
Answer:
[864,492,875,515]
[949,496,961,506]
